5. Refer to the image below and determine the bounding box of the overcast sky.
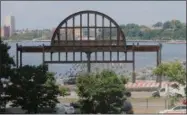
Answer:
[1,1,186,30]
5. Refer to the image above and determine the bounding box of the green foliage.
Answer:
[119,20,186,40]
[168,94,181,108]
[0,40,15,112]
[153,22,163,27]
[59,86,71,96]
[7,65,60,113]
[76,70,127,114]
[153,61,186,107]
[153,60,186,85]
[119,75,129,84]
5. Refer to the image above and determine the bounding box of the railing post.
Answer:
[165,98,167,109]
[16,43,19,68]
[132,43,136,83]
[86,52,92,73]
[42,44,45,65]
[20,45,22,67]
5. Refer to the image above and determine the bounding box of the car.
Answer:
[159,105,186,114]
[56,103,75,114]
[152,90,160,97]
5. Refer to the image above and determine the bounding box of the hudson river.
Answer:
[6,41,186,77]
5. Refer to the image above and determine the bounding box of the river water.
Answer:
[6,41,186,78]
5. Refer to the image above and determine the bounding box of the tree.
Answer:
[153,61,186,99]
[153,22,163,27]
[163,21,173,29]
[0,40,15,112]
[153,60,186,84]
[7,65,60,113]
[153,61,186,106]
[76,70,127,114]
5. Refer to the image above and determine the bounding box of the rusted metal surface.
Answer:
[44,60,134,64]
[16,10,162,83]
[51,10,126,47]
[17,45,160,52]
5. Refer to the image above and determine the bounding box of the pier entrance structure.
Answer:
[16,10,162,83]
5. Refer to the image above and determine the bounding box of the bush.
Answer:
[76,70,128,114]
[59,86,71,96]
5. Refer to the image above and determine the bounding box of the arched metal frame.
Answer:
[15,10,162,83]
[51,10,126,48]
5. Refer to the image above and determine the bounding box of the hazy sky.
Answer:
[1,1,186,30]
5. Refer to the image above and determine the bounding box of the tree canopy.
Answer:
[153,60,186,85]
[76,70,128,114]
[6,65,60,113]
[0,40,15,112]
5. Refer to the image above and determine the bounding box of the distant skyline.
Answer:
[1,1,186,30]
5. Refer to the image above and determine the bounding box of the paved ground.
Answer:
[131,91,153,98]
[58,91,185,114]
[4,92,183,114]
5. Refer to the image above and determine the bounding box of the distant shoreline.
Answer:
[3,39,186,44]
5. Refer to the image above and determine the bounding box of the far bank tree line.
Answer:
[2,20,186,40]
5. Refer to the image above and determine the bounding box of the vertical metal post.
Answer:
[73,16,75,61]
[117,28,120,45]
[87,13,90,40]
[95,13,97,61]
[156,43,162,87]
[80,14,83,61]
[16,43,19,68]
[86,52,91,73]
[125,51,127,60]
[57,30,61,61]
[156,50,160,83]
[65,21,68,62]
[42,44,45,65]
[109,21,112,62]
[146,99,148,109]
[50,52,53,61]
[132,43,136,83]
[20,45,22,67]
[66,51,68,61]
[102,15,104,61]
[159,43,162,64]
[117,28,120,62]
[159,43,162,87]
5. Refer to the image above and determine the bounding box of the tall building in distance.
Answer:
[4,16,15,36]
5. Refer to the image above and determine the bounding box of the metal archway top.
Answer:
[51,10,126,48]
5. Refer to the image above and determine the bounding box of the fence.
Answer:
[129,98,182,114]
